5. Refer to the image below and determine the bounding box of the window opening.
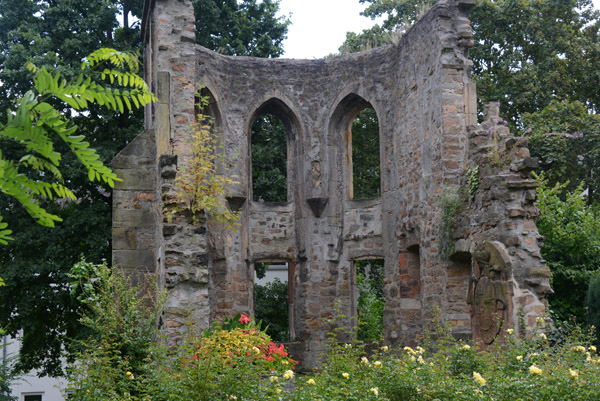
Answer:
[354,259,384,341]
[350,108,380,200]
[251,114,287,202]
[254,262,292,341]
[24,395,43,401]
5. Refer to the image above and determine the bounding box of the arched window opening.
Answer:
[350,108,381,200]
[195,87,221,129]
[353,258,384,341]
[254,261,294,341]
[251,113,287,202]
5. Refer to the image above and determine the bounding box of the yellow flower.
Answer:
[473,371,486,386]
[381,345,389,352]
[538,333,547,340]
[586,352,592,362]
[590,345,597,353]
[361,356,370,365]
[283,370,294,379]
[276,388,282,394]
[126,371,134,380]
[536,316,544,324]
[572,346,586,353]
[228,396,237,400]
[374,361,382,368]
[516,355,523,361]
[417,355,425,364]
[506,328,514,335]
[270,375,279,382]
[410,355,416,362]
[529,365,542,375]
[416,346,425,354]
[342,372,350,379]
[307,378,316,385]
[370,387,379,396]
[462,344,471,350]
[404,346,416,355]
[344,343,352,349]
[568,369,578,379]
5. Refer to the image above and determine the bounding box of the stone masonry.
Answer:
[113,0,552,366]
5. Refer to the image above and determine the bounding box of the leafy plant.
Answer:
[66,261,163,400]
[356,260,384,342]
[0,48,154,238]
[254,278,290,341]
[535,174,600,321]
[586,273,600,346]
[166,91,240,229]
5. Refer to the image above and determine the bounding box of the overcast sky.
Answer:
[278,0,600,59]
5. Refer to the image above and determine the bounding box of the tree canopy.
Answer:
[0,0,289,377]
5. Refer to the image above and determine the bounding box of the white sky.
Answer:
[278,0,600,59]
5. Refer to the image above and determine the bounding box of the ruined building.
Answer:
[112,0,552,365]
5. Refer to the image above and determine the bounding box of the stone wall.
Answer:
[112,0,552,366]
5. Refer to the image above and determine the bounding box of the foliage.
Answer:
[466,165,479,200]
[68,310,297,401]
[469,0,600,126]
[346,0,600,127]
[254,278,290,341]
[524,99,600,203]
[251,114,287,202]
[0,47,152,233]
[586,273,600,346]
[193,0,290,58]
[356,260,384,342]
[66,298,600,401]
[535,175,600,321]
[437,184,466,260]
[65,260,163,401]
[352,108,381,199]
[166,93,240,229]
[0,0,289,376]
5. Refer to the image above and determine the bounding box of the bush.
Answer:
[535,175,600,321]
[586,273,600,345]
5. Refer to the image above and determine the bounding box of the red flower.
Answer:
[239,313,252,325]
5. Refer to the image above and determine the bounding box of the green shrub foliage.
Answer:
[535,175,600,321]
[254,278,290,341]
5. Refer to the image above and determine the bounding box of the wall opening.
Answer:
[352,258,384,341]
[329,93,381,201]
[251,111,287,202]
[350,108,381,200]
[447,253,472,340]
[253,261,295,341]
[396,245,422,345]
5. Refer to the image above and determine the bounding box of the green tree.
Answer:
[0,0,290,376]
[345,0,600,125]
[251,114,287,202]
[523,100,600,203]
[535,176,600,321]
[352,108,380,200]
[193,0,290,57]
[254,278,289,341]
[0,0,147,376]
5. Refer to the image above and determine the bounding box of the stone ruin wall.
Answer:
[112,0,552,365]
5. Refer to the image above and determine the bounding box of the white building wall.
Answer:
[2,336,67,401]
